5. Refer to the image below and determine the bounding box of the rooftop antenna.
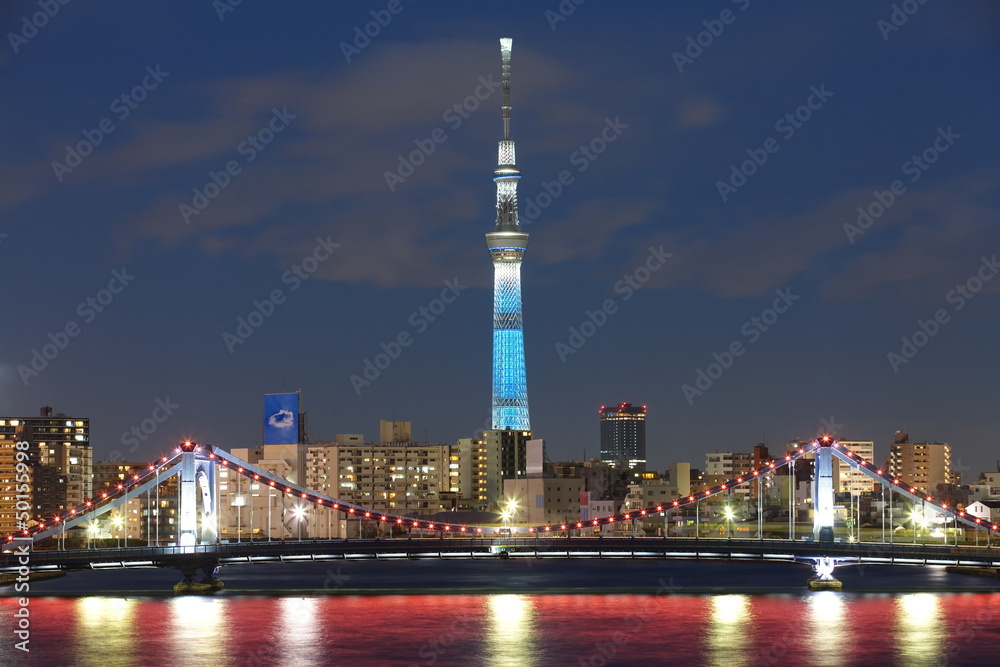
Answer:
[500,37,512,141]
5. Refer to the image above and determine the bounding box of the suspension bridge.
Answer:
[3,438,999,591]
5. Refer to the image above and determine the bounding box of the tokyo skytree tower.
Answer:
[487,38,530,431]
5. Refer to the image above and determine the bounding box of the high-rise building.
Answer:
[599,403,647,469]
[703,451,753,499]
[0,407,92,525]
[836,440,877,496]
[488,38,530,432]
[888,431,955,493]
[483,428,532,508]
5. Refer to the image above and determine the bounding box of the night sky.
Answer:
[2,2,998,476]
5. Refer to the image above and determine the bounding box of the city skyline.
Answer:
[1,3,998,475]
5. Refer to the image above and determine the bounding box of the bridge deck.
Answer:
[4,537,1000,573]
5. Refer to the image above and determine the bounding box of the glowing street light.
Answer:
[88,522,100,549]
[112,515,124,548]
[724,505,735,540]
[292,505,306,540]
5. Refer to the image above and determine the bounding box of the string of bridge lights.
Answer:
[8,437,1000,543]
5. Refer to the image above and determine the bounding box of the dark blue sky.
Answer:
[2,1,998,475]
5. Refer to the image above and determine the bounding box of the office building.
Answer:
[599,403,647,469]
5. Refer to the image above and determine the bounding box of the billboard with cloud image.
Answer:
[264,392,299,444]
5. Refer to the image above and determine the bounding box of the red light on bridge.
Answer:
[545,526,551,531]
[348,508,355,514]
[237,467,244,473]
[592,520,599,526]
[364,512,371,518]
[576,523,583,528]
[396,518,403,524]
[671,502,678,507]
[560,525,567,531]
[640,510,647,516]
[476,528,483,533]
[688,496,695,502]
[253,474,260,480]
[381,516,388,522]
[608,517,615,523]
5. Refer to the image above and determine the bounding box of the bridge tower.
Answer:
[813,436,836,542]
[178,441,218,546]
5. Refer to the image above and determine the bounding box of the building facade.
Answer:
[837,441,878,496]
[888,432,954,493]
[0,407,92,529]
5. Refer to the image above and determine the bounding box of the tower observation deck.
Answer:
[488,38,530,431]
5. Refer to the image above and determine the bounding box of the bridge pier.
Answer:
[807,557,843,591]
[173,560,224,594]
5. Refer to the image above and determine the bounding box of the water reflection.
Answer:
[895,593,943,666]
[170,596,226,666]
[277,597,324,667]
[807,592,847,667]
[705,595,750,667]
[75,597,137,667]
[484,594,537,667]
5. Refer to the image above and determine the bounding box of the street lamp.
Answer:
[112,515,124,548]
[88,522,100,549]
[724,505,735,541]
[292,505,306,540]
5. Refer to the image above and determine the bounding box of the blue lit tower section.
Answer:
[488,37,530,431]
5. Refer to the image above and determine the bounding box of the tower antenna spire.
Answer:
[500,37,512,141]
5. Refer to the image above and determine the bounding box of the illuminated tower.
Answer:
[488,38,531,431]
